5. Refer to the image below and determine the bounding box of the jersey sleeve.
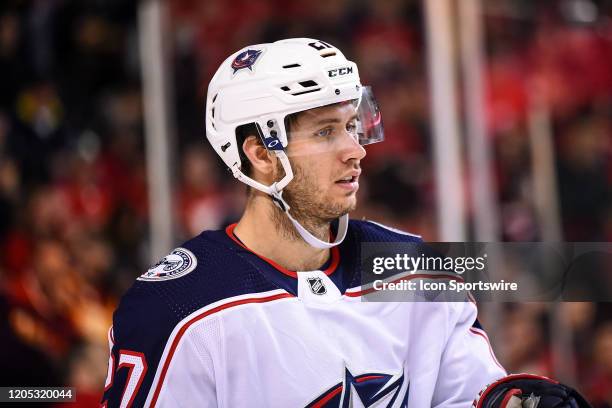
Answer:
[432,301,507,407]
[100,285,172,407]
[100,282,220,407]
[100,234,279,407]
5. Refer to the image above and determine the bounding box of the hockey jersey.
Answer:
[101,220,506,407]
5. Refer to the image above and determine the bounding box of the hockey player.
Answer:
[101,39,591,407]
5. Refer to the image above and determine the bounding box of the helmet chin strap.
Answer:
[270,191,349,249]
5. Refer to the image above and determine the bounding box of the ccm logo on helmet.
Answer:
[328,66,354,77]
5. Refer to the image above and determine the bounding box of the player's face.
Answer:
[282,102,366,221]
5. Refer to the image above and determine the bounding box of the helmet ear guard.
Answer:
[230,120,293,197]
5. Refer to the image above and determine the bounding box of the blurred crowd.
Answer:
[0,0,611,406]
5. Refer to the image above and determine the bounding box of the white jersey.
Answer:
[102,220,505,407]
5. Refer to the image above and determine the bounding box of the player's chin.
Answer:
[334,195,358,215]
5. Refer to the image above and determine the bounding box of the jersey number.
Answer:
[103,328,148,408]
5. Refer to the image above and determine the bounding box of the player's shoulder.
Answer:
[114,228,277,333]
[135,229,229,283]
[133,228,234,285]
[348,219,423,243]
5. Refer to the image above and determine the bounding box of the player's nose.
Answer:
[338,130,366,163]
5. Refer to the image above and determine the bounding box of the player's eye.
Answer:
[315,127,333,138]
[346,121,357,134]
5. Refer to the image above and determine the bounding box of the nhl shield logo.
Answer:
[307,277,327,295]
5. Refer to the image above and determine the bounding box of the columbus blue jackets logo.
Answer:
[306,367,409,407]
[138,248,197,281]
[231,49,263,73]
[307,277,327,295]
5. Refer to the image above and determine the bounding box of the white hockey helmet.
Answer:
[205,38,383,248]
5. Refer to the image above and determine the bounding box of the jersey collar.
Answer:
[225,223,340,279]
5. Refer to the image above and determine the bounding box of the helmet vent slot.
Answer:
[212,93,218,102]
[321,51,336,58]
[299,80,318,88]
[282,63,301,69]
[292,88,321,96]
[281,86,290,91]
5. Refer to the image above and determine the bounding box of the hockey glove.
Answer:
[473,374,592,408]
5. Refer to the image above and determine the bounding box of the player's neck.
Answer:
[233,195,331,271]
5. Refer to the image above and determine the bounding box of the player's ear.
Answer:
[242,135,277,181]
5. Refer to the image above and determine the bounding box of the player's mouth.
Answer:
[334,171,360,192]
